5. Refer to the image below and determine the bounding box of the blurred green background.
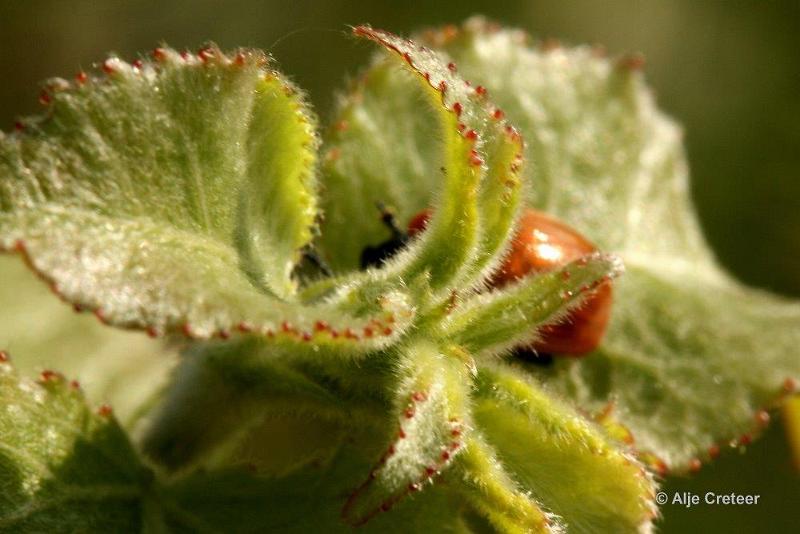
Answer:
[0,1,797,531]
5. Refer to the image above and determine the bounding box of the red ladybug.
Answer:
[408,208,612,356]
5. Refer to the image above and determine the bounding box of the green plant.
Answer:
[1,18,798,533]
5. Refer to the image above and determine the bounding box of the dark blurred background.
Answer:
[1,1,797,531]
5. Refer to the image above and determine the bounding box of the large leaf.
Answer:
[422,18,800,470]
[0,46,413,349]
[0,357,150,531]
[0,353,467,533]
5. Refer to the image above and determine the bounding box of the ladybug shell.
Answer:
[490,209,612,356]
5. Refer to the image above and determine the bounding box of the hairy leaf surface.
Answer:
[0,359,149,531]
[342,341,471,526]
[0,46,415,348]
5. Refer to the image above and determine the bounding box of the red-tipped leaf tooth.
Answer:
[755,410,770,427]
[197,46,215,62]
[152,47,168,61]
[618,52,646,71]
[784,377,798,394]
[39,369,63,383]
[688,458,702,473]
[102,58,119,75]
[539,37,561,52]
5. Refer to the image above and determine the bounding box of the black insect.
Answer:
[360,203,410,269]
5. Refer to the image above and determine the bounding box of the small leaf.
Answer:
[474,364,657,534]
[428,18,800,470]
[0,358,150,531]
[341,341,471,526]
[443,253,623,355]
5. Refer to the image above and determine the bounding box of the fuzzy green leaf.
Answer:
[341,341,472,526]
[0,358,150,531]
[473,365,657,533]
[428,18,800,470]
[1,48,317,301]
[443,253,623,355]
[0,46,414,346]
